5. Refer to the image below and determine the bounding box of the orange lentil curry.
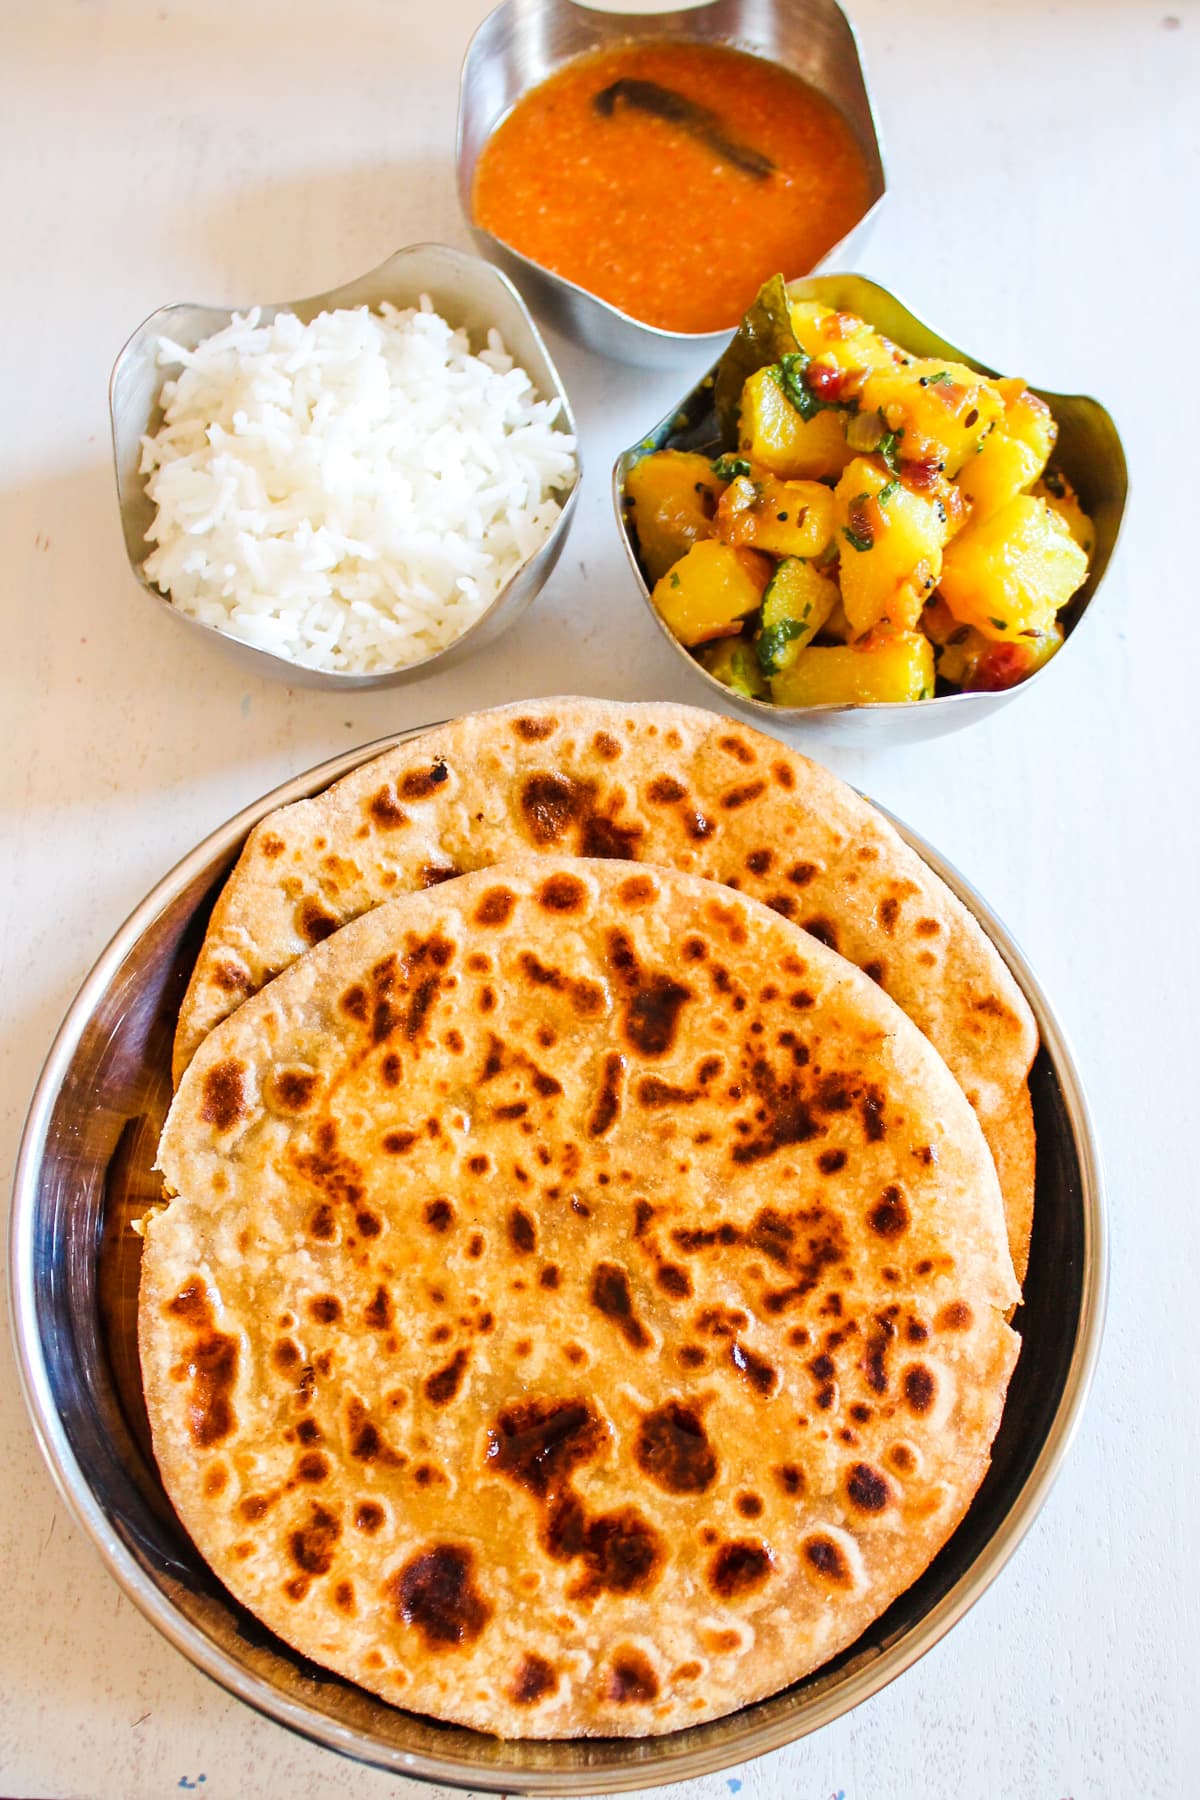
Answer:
[472,43,873,336]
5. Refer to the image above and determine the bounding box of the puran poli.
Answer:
[173,699,1038,1280]
[142,858,1019,1738]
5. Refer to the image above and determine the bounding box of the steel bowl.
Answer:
[614,272,1129,743]
[456,0,886,368]
[10,719,1104,1792]
[109,243,581,690]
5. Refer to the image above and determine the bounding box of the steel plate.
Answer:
[10,724,1105,1794]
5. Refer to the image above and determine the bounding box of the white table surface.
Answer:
[1,0,1195,1794]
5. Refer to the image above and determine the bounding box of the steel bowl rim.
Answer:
[612,268,1128,723]
[10,724,1106,1793]
[108,242,582,692]
[454,0,888,354]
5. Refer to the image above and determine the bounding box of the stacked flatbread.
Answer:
[140,698,1035,1738]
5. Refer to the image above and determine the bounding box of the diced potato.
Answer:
[937,622,1063,691]
[920,592,964,647]
[938,495,1089,642]
[697,635,769,699]
[969,626,1064,690]
[957,382,1057,522]
[651,540,772,648]
[770,631,935,707]
[1033,472,1095,555]
[934,625,985,688]
[834,456,947,635]
[861,358,1004,476]
[757,558,839,672]
[934,472,972,542]
[818,596,855,644]
[739,367,853,479]
[787,299,906,372]
[716,474,836,560]
[844,424,969,539]
[626,450,727,584]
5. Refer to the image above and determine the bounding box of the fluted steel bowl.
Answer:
[110,243,580,690]
[457,0,886,367]
[614,273,1128,743]
[10,718,1105,1792]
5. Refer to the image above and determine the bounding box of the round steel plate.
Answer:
[9,726,1105,1795]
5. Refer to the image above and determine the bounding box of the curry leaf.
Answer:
[713,274,799,444]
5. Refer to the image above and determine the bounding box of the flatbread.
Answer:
[173,699,1038,1282]
[142,858,1019,1738]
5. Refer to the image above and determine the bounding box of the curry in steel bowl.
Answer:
[471,41,874,336]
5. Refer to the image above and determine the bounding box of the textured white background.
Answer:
[1,0,1196,1795]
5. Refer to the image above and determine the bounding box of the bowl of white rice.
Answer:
[110,243,580,685]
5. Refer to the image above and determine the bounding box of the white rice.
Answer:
[139,299,577,674]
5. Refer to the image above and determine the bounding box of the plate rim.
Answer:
[8,723,1108,1795]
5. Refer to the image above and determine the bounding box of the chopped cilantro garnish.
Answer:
[988,616,1007,630]
[756,618,803,675]
[771,349,824,422]
[877,479,900,505]
[669,571,681,588]
[712,454,752,481]
[919,370,954,389]
[878,426,904,474]
[842,526,873,553]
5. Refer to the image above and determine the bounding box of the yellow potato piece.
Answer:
[626,450,727,585]
[862,358,1004,476]
[1033,474,1095,555]
[787,299,906,372]
[717,474,836,561]
[834,456,947,635]
[696,635,769,699]
[937,622,1063,691]
[957,383,1057,522]
[739,368,853,480]
[939,495,1089,642]
[651,540,772,648]
[818,596,855,644]
[760,558,839,668]
[771,632,935,707]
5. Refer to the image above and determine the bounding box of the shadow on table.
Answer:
[194,157,465,311]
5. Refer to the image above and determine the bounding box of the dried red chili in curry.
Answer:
[472,42,873,336]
